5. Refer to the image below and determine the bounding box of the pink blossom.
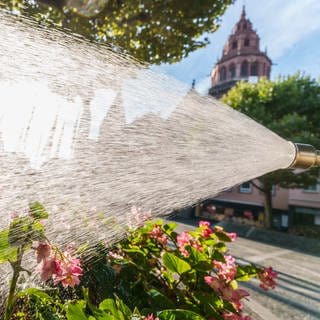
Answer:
[213,255,237,282]
[204,275,222,292]
[177,231,203,256]
[199,220,213,238]
[227,232,237,241]
[53,258,83,288]
[223,312,251,320]
[149,225,168,245]
[108,251,123,260]
[40,257,62,282]
[177,231,193,257]
[144,314,159,320]
[37,243,83,288]
[258,267,277,290]
[222,287,249,302]
[199,221,211,228]
[35,241,51,263]
[128,206,152,229]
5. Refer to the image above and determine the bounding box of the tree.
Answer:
[222,74,320,228]
[2,0,234,64]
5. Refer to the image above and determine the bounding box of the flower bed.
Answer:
[0,203,277,319]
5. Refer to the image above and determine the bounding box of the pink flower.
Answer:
[108,251,123,260]
[204,275,222,292]
[35,241,51,263]
[199,221,211,228]
[177,231,193,257]
[227,232,237,241]
[222,287,249,302]
[177,231,203,256]
[144,314,159,320]
[53,258,83,288]
[223,312,251,320]
[213,255,237,282]
[40,257,62,282]
[37,243,83,288]
[149,225,168,245]
[199,220,213,238]
[258,267,277,290]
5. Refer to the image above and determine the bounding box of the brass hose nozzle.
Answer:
[289,142,320,169]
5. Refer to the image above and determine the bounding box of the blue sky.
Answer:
[152,0,320,94]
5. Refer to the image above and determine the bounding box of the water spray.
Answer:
[0,10,319,251]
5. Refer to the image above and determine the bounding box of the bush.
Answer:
[0,204,277,320]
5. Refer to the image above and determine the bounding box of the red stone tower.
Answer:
[209,6,272,98]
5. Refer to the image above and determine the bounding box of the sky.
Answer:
[152,0,320,95]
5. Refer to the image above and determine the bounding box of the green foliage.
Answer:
[2,0,234,64]
[0,230,18,263]
[1,204,270,319]
[162,252,191,275]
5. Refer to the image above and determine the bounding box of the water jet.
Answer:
[0,10,318,252]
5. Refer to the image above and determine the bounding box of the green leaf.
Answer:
[17,288,53,301]
[158,309,206,320]
[0,230,17,263]
[123,246,146,256]
[147,289,176,310]
[66,300,89,320]
[211,251,225,262]
[29,202,49,220]
[99,299,124,319]
[115,296,132,318]
[8,217,32,247]
[162,252,191,275]
[215,232,232,242]
[193,291,223,319]
[163,222,177,235]
[30,220,46,241]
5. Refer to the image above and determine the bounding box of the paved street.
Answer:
[172,218,320,320]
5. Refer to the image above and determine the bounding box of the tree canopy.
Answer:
[2,0,234,64]
[222,74,320,227]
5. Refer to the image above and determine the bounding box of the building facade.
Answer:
[209,7,271,98]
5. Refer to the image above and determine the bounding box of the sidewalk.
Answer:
[170,216,320,256]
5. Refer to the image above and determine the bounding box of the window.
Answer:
[229,64,236,78]
[219,66,227,81]
[244,38,250,47]
[250,61,258,76]
[240,61,248,77]
[239,182,252,193]
[232,41,237,49]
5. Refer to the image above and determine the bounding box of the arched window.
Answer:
[243,22,247,30]
[232,41,237,49]
[244,38,250,47]
[240,61,248,77]
[250,61,258,76]
[219,66,227,81]
[229,64,236,79]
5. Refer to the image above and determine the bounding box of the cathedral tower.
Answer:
[209,7,272,98]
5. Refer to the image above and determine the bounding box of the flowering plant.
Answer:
[105,219,277,320]
[0,203,277,320]
[0,202,83,320]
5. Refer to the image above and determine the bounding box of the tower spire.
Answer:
[241,4,246,18]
